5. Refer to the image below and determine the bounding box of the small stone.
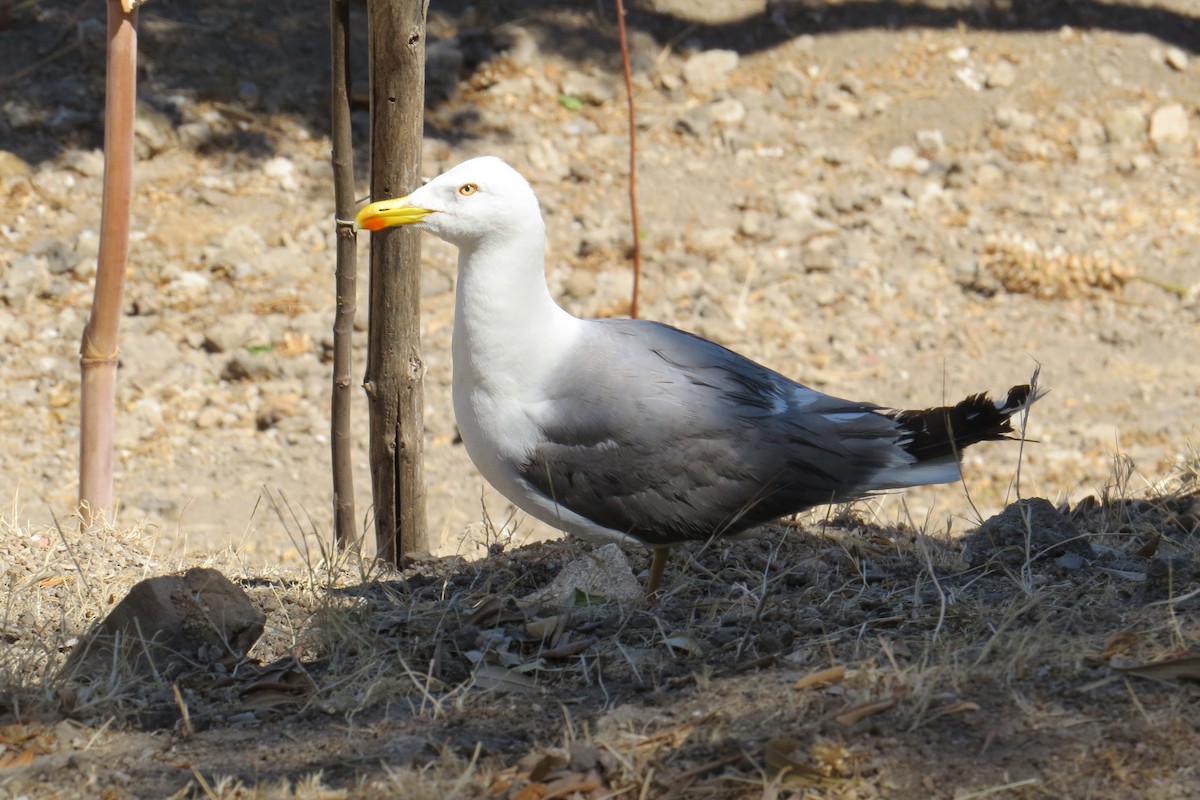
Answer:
[1149,103,1189,148]
[222,353,281,382]
[1,255,50,306]
[994,105,1036,132]
[772,64,808,99]
[739,210,768,239]
[0,149,33,179]
[64,149,105,178]
[1075,118,1107,147]
[61,568,265,682]
[134,102,176,158]
[203,312,272,354]
[915,129,945,156]
[262,156,298,191]
[177,121,214,150]
[561,70,615,105]
[887,145,916,170]
[1164,46,1189,71]
[984,60,1016,89]
[682,49,739,88]
[974,163,1004,187]
[1103,106,1147,143]
[3,101,37,130]
[686,226,735,257]
[708,98,746,126]
[675,106,713,138]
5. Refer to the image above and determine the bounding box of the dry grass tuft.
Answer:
[3,455,1199,797]
[966,234,1135,299]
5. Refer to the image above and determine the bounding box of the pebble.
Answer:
[1102,106,1146,143]
[1074,118,1107,147]
[682,49,738,88]
[1164,46,1190,72]
[64,149,105,178]
[560,70,615,106]
[984,60,1017,89]
[134,103,176,158]
[2,255,50,306]
[1149,103,1189,150]
[708,98,746,127]
[772,64,808,99]
[886,145,929,173]
[994,105,1036,132]
[0,150,32,179]
[915,129,946,156]
[675,106,713,138]
[262,157,298,191]
[202,312,272,354]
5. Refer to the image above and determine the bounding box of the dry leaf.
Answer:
[1112,654,1200,683]
[473,663,539,694]
[833,698,896,726]
[663,632,703,656]
[794,665,845,690]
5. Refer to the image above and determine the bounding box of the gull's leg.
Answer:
[646,546,670,600]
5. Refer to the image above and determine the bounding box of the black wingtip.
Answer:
[888,383,1042,462]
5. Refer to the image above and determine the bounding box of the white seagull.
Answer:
[355,157,1040,596]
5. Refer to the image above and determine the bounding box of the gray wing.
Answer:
[518,319,907,545]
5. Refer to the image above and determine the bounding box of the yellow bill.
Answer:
[353,197,434,232]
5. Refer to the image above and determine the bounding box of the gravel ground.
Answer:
[2,0,1198,566]
[2,1,1200,795]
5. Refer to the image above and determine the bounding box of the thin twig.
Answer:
[614,0,641,319]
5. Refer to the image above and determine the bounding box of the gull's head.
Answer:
[353,156,543,249]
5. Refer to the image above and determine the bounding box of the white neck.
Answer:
[451,226,581,396]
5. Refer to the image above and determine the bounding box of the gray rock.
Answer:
[675,106,714,138]
[223,352,282,382]
[0,149,33,179]
[1164,46,1190,72]
[1103,106,1147,143]
[134,103,177,159]
[64,149,105,178]
[561,70,615,106]
[683,49,738,88]
[708,98,746,127]
[177,121,215,150]
[772,64,809,99]
[3,100,38,130]
[30,237,80,274]
[2,255,51,307]
[1149,103,1189,150]
[994,105,1036,132]
[915,129,946,156]
[984,60,1017,89]
[61,568,264,682]
[203,312,272,354]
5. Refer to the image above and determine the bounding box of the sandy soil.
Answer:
[2,0,1199,797]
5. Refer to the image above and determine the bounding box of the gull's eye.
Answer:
[458,183,478,196]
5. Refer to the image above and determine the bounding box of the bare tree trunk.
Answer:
[329,0,357,549]
[79,0,138,526]
[364,0,428,563]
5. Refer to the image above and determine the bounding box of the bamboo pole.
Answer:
[329,0,358,549]
[79,0,138,526]
[363,0,428,563]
